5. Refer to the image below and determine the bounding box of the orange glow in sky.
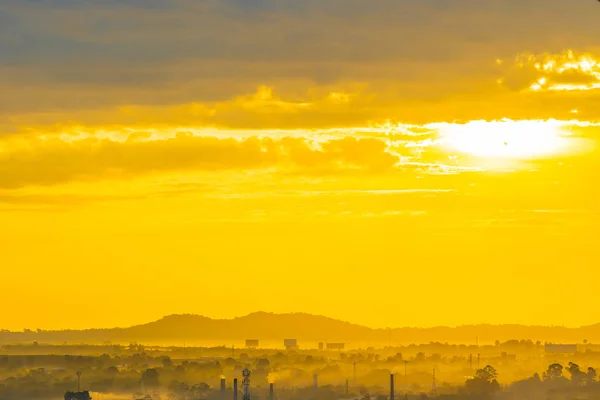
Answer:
[2,0,600,331]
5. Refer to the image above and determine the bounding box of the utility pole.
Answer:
[477,354,480,370]
[469,354,472,370]
[76,371,81,392]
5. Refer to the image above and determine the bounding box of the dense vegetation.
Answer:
[1,341,600,400]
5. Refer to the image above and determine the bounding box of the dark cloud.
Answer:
[1,0,600,115]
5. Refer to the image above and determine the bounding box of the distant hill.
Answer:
[1,312,599,346]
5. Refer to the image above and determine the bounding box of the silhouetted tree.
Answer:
[463,365,500,397]
[142,368,160,387]
[510,373,542,400]
[544,363,564,381]
[476,365,498,381]
[567,362,585,385]
[588,367,597,385]
[161,357,173,368]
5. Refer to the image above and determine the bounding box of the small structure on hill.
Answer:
[545,344,578,354]
[65,371,92,400]
[64,392,92,400]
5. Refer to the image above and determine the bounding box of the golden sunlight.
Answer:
[430,120,576,159]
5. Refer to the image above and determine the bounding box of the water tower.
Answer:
[242,368,251,400]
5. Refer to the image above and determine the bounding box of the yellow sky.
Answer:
[1,0,600,330]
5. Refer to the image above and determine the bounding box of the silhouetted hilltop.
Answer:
[120,312,374,342]
[1,312,599,346]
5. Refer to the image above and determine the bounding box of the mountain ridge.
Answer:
[1,312,599,346]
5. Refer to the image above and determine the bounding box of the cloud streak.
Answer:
[0,134,400,188]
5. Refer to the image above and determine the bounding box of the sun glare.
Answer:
[430,120,573,159]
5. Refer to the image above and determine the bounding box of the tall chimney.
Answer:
[313,373,318,391]
[269,382,274,400]
[233,378,238,400]
[221,377,226,400]
[390,373,395,400]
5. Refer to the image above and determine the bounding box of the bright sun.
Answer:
[429,119,573,159]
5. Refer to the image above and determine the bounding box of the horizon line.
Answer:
[2,311,598,333]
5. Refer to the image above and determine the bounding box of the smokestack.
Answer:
[221,377,226,400]
[313,373,318,391]
[269,382,274,400]
[390,373,395,400]
[234,378,238,400]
